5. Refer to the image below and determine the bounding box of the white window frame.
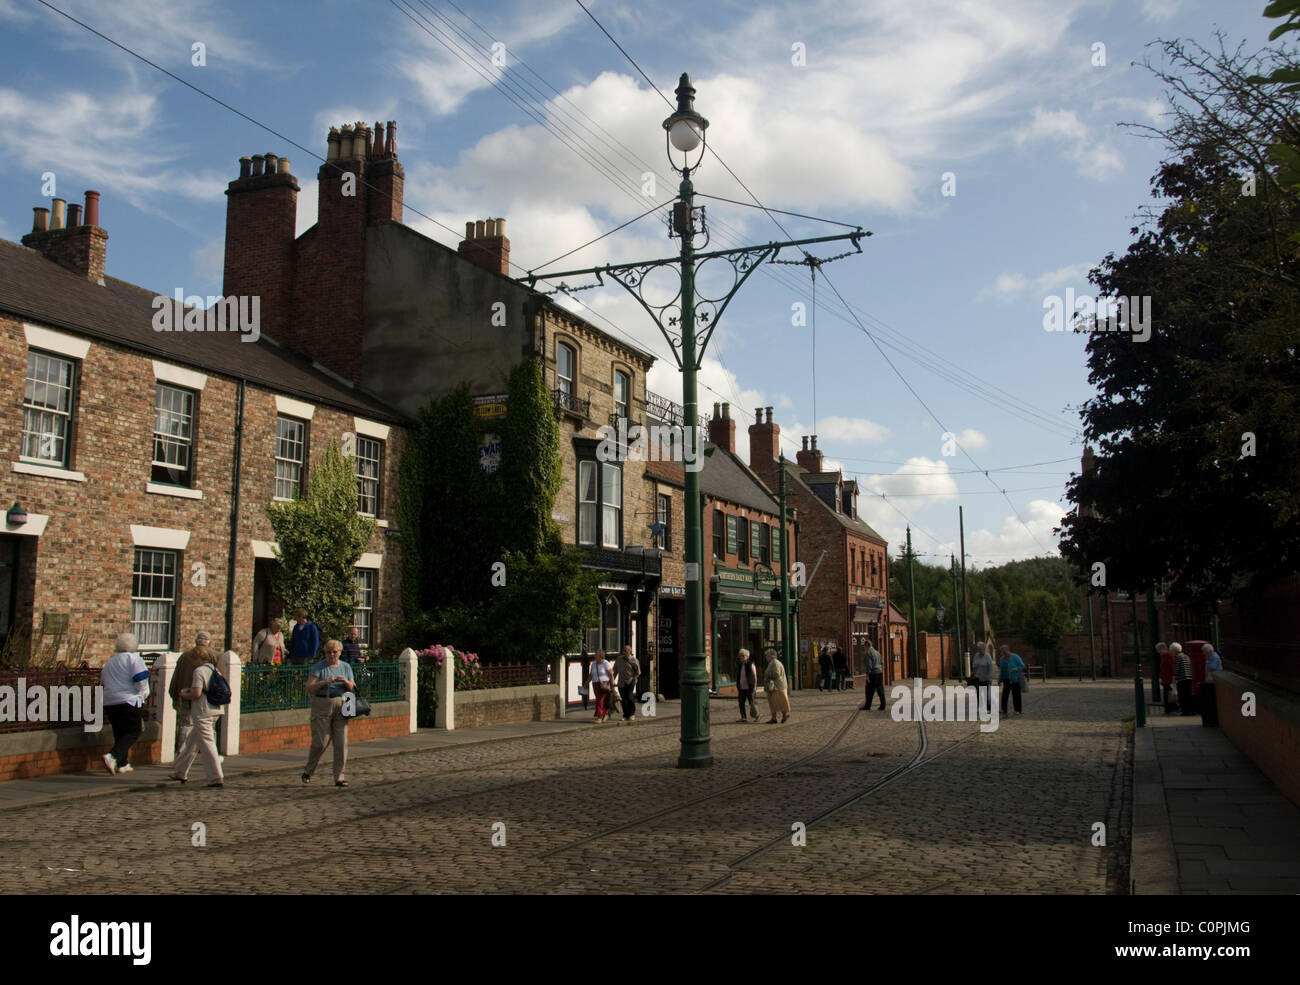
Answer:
[354,568,376,647]
[131,547,178,651]
[275,415,307,501]
[355,435,382,517]
[21,350,77,468]
[152,382,197,487]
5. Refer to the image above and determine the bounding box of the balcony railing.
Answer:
[581,546,663,578]
[645,390,708,429]
[552,388,590,418]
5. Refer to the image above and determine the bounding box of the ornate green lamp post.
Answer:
[526,74,866,768]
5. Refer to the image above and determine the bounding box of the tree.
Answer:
[267,441,377,640]
[1021,589,1072,652]
[1059,34,1300,607]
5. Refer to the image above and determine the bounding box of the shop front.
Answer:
[708,565,785,692]
[566,547,661,709]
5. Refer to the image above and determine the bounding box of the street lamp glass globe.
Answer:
[669,119,703,152]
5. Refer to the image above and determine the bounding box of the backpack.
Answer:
[204,663,232,706]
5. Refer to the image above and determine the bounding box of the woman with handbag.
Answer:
[590,649,614,723]
[763,647,790,724]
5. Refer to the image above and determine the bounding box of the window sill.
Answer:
[146,482,203,500]
[12,461,86,482]
[356,513,388,527]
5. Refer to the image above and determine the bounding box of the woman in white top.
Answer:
[252,618,286,665]
[170,650,225,787]
[590,649,615,723]
[100,633,151,775]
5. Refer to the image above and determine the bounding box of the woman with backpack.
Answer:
[169,648,226,787]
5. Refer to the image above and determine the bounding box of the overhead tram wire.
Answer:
[33,0,754,425]
[563,2,1059,552]
[436,0,1074,440]
[561,4,1077,442]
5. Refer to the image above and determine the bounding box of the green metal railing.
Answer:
[240,661,406,713]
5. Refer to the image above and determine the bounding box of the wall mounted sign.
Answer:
[472,394,508,419]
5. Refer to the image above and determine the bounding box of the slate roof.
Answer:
[0,238,409,424]
[701,443,780,515]
[784,460,887,544]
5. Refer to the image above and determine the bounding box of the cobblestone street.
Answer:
[0,682,1133,894]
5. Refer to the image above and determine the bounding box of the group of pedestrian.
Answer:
[95,606,364,789]
[1157,641,1221,715]
[817,644,850,691]
[583,645,640,724]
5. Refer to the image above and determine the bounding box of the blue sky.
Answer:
[0,0,1274,568]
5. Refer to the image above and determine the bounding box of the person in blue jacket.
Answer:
[998,644,1026,715]
[288,608,321,665]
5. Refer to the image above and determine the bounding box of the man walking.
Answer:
[860,642,886,710]
[818,645,834,692]
[302,639,356,786]
[341,625,364,664]
[833,646,849,690]
[169,632,213,752]
[288,608,321,665]
[736,649,760,722]
[971,642,994,714]
[614,644,640,724]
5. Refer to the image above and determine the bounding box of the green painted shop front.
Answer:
[709,565,786,691]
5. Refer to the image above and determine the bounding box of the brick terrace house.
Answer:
[0,189,408,666]
[225,121,669,683]
[746,414,891,689]
[701,403,798,693]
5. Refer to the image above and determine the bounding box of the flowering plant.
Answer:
[417,644,483,689]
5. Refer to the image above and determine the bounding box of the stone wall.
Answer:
[1213,671,1300,809]
[452,685,562,728]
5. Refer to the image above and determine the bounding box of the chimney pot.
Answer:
[277,156,291,174]
[722,402,730,419]
[802,436,808,451]
[765,406,773,423]
[385,121,397,158]
[339,125,354,159]
[712,402,720,418]
[326,128,340,162]
[496,217,506,237]
[67,203,82,227]
[464,221,474,239]
[373,120,385,157]
[251,155,265,176]
[755,408,762,423]
[50,198,66,230]
[812,435,818,450]
[239,156,252,178]
[486,218,497,237]
[84,190,100,227]
[475,219,486,238]
[31,207,49,232]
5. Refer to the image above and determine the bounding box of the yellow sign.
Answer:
[472,394,508,419]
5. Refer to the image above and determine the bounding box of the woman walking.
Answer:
[763,647,790,724]
[100,633,151,775]
[998,644,1026,715]
[590,649,614,723]
[170,648,225,787]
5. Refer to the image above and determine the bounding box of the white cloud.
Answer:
[953,428,988,451]
[191,238,223,287]
[1014,107,1124,180]
[964,499,1065,561]
[816,415,890,444]
[0,86,228,216]
[977,261,1093,302]
[9,0,272,71]
[862,457,960,501]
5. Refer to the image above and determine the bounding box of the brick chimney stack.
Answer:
[796,434,823,473]
[709,402,736,453]
[223,151,299,346]
[748,406,780,473]
[458,217,511,276]
[22,190,109,283]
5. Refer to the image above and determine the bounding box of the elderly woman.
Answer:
[252,618,286,665]
[302,639,357,786]
[170,646,225,787]
[763,647,790,724]
[100,633,151,775]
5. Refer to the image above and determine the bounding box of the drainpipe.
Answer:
[224,379,247,652]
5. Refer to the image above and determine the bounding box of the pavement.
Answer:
[1131,708,1300,894]
[0,681,1294,894]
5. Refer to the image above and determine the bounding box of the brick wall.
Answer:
[452,686,562,728]
[1213,671,1300,809]
[239,706,410,756]
[0,314,404,664]
[0,725,162,781]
